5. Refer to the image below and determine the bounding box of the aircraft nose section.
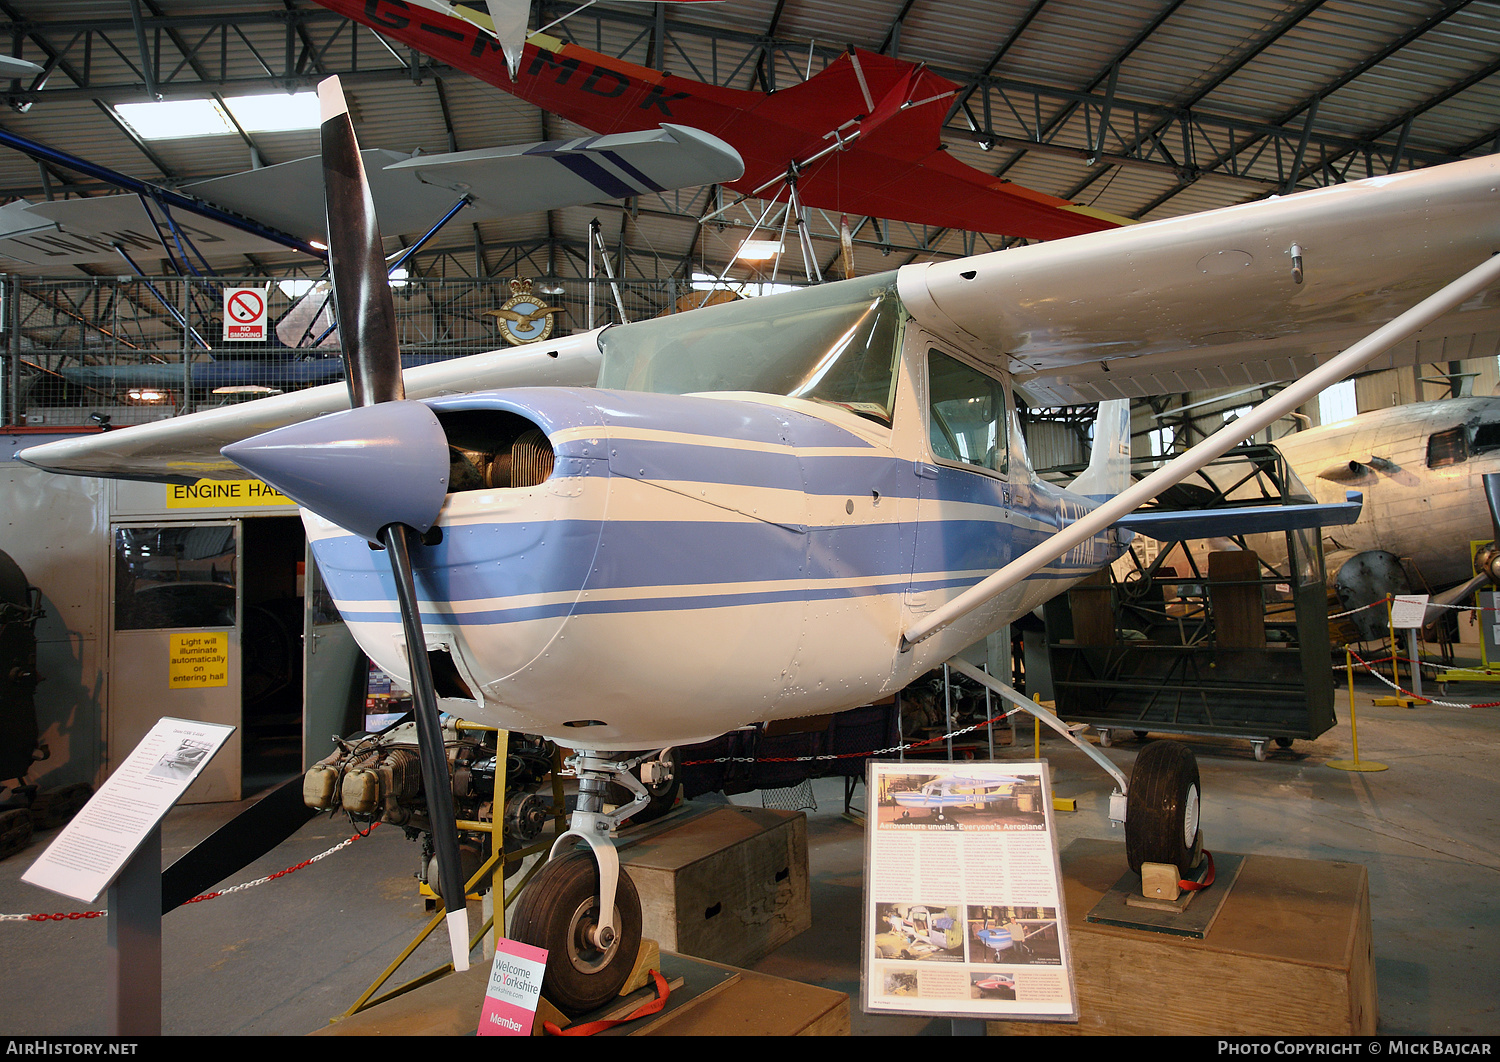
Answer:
[222,400,449,543]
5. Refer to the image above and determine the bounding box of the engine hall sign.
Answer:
[167,478,294,509]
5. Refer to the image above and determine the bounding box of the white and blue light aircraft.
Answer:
[892,774,1025,813]
[19,76,1500,1013]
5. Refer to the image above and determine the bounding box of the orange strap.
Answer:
[543,969,670,1036]
[1178,849,1216,892]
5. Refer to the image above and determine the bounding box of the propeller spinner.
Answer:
[223,76,471,973]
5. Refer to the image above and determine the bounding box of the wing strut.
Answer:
[902,250,1500,649]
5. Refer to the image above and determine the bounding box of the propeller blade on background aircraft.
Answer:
[1475,471,1500,590]
[229,76,471,974]
[1484,472,1500,545]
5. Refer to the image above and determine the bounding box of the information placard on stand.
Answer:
[22,716,234,1035]
[860,760,1077,1024]
[23,716,234,901]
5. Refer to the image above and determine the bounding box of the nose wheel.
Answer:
[511,851,642,1015]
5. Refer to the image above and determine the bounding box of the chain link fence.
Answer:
[2,273,725,427]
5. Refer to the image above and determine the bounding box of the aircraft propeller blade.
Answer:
[316,75,470,973]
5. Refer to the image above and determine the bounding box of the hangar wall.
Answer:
[0,433,107,791]
[1,434,307,799]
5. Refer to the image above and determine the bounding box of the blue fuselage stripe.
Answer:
[315,513,1103,607]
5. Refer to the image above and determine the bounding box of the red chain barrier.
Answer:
[7,821,381,921]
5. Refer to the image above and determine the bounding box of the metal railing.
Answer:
[2,273,738,427]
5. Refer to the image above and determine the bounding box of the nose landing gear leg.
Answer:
[510,750,656,1016]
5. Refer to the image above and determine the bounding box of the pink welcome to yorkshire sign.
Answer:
[478,938,548,1036]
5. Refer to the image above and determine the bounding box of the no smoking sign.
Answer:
[223,286,269,341]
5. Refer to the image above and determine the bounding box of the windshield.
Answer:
[597,272,904,424]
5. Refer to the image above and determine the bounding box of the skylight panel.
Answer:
[114,92,320,140]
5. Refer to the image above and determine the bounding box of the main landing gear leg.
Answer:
[945,657,1130,823]
[510,750,657,1016]
[945,657,1206,879]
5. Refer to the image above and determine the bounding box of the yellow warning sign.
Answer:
[166,479,294,509]
[169,632,229,689]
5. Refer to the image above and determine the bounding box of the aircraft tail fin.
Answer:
[1069,399,1132,501]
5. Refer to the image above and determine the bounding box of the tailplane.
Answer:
[1069,399,1131,501]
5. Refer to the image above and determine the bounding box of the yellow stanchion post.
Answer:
[1374,594,1417,707]
[1388,594,1400,686]
[1329,647,1388,772]
[1028,694,1076,811]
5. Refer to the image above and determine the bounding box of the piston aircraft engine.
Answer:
[19,76,1500,1014]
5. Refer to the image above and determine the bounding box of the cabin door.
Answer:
[911,348,1017,637]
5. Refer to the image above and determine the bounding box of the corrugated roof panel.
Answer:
[1115,0,1307,108]
[767,0,909,58]
[972,0,1179,93]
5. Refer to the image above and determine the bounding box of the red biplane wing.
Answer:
[316,0,1122,240]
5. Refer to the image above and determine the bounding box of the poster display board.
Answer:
[23,717,234,902]
[861,760,1077,1023]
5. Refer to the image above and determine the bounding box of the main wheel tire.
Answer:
[510,852,642,1016]
[1124,740,1201,875]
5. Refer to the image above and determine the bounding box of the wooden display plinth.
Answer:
[992,838,1377,1036]
[619,804,812,969]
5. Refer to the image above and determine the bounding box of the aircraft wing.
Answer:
[191,126,742,238]
[376,124,743,217]
[0,128,741,269]
[16,338,601,483]
[899,154,1500,405]
[0,193,296,269]
[1114,492,1363,540]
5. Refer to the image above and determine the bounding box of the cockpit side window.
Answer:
[1427,426,1468,468]
[1472,419,1500,455]
[928,349,1008,475]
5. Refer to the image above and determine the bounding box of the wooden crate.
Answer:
[993,838,1377,1036]
[620,805,811,969]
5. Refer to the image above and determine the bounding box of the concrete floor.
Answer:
[1,671,1497,1036]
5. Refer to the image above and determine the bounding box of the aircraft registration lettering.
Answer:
[524,48,689,115]
[169,632,228,689]
[360,3,691,119]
